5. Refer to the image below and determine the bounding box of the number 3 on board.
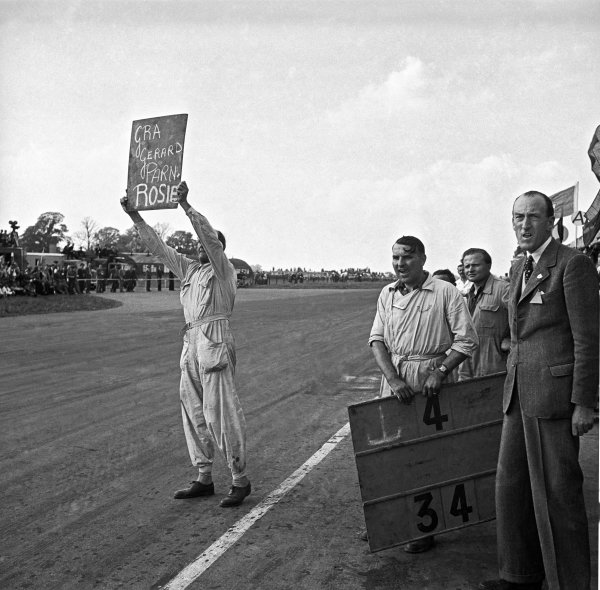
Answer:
[413,491,438,533]
[413,483,474,533]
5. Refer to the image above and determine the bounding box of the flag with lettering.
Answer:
[583,189,600,247]
[556,216,565,242]
[549,185,576,217]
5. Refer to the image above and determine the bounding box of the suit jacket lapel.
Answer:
[518,239,558,304]
[511,257,525,307]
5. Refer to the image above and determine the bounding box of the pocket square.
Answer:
[531,290,544,304]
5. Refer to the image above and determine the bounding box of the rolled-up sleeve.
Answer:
[135,221,192,280]
[368,287,389,346]
[446,290,479,357]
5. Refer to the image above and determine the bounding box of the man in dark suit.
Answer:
[480,191,599,590]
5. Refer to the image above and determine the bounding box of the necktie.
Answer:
[467,285,479,314]
[523,255,534,283]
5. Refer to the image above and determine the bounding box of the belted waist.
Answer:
[179,314,230,336]
[391,352,444,363]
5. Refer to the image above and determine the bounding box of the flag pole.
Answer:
[574,181,580,249]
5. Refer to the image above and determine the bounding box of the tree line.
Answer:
[16,212,199,256]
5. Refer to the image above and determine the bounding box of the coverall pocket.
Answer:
[479,304,500,329]
[199,341,229,373]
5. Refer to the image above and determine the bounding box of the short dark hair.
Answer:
[217,231,226,251]
[394,236,425,256]
[461,248,492,265]
[514,191,554,217]
[432,269,456,286]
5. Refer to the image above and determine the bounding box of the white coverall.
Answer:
[136,208,247,484]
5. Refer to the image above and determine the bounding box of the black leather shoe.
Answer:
[220,482,251,507]
[478,580,543,590]
[173,481,215,499]
[404,536,435,553]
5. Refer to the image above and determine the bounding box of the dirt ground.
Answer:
[1,289,597,590]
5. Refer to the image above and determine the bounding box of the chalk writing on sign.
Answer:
[127,114,188,210]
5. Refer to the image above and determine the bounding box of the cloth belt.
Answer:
[179,314,230,336]
[392,352,444,363]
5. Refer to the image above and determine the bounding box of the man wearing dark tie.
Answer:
[480,191,599,590]
[458,247,510,380]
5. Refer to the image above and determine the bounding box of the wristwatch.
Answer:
[437,364,450,378]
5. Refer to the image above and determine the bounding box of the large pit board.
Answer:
[348,372,505,552]
[127,114,188,211]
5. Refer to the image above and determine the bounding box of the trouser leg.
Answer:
[179,353,215,476]
[496,398,545,584]
[523,413,590,590]
[201,358,247,484]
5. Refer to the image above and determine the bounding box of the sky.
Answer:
[1,0,599,274]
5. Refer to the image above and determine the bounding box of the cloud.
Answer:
[326,56,430,128]
[315,154,575,273]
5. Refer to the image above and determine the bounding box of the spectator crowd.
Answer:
[0,259,98,297]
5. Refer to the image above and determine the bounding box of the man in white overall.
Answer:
[368,235,478,552]
[120,181,250,507]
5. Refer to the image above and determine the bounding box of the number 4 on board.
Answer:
[422,396,449,431]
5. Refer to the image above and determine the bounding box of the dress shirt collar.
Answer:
[526,236,552,265]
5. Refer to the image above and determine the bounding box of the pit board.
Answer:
[127,114,188,210]
[348,372,505,552]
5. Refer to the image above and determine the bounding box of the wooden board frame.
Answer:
[348,372,506,552]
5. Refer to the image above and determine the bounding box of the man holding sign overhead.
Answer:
[120,181,251,507]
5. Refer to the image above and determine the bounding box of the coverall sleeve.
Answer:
[184,206,231,282]
[135,221,192,281]
[368,287,389,346]
[446,289,479,357]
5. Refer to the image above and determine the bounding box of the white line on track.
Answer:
[161,422,351,590]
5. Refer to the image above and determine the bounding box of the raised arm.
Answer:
[119,195,191,280]
[175,181,231,281]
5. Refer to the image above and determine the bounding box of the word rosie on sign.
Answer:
[127,114,188,210]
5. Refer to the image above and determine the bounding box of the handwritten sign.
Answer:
[348,372,505,552]
[127,114,188,210]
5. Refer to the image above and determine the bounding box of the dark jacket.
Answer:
[504,239,599,418]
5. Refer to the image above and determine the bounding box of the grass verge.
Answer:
[0,294,123,317]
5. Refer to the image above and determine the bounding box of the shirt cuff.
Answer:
[449,343,475,358]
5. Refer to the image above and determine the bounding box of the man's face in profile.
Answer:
[196,242,209,264]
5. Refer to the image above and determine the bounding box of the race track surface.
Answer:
[1,289,597,590]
